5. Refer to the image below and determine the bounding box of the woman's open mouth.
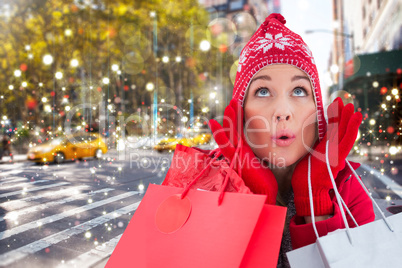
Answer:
[271,130,296,147]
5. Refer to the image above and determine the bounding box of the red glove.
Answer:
[208,99,278,204]
[291,97,362,216]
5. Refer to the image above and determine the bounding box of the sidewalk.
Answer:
[0,154,27,164]
[0,149,123,165]
[91,258,109,268]
[349,144,402,161]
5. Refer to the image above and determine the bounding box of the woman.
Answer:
[208,13,375,266]
[163,13,375,267]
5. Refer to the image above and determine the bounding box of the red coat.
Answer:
[289,160,375,249]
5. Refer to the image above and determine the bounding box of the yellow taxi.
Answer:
[177,137,196,147]
[154,137,178,152]
[193,133,212,145]
[27,133,108,164]
[154,137,197,152]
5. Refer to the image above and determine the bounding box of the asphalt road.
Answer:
[0,149,401,267]
[0,149,171,268]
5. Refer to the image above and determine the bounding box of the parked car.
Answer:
[177,137,196,147]
[153,137,178,152]
[27,133,107,164]
[193,133,212,145]
[154,137,198,152]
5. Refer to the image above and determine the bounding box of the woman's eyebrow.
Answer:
[291,75,310,82]
[250,75,271,85]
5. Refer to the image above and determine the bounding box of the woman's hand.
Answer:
[209,100,278,204]
[291,97,362,217]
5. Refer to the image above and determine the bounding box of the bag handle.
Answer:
[345,159,394,232]
[323,141,354,244]
[308,142,354,244]
[180,151,222,199]
[181,139,243,205]
[308,141,395,246]
[339,190,359,228]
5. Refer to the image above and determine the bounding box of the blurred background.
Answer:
[0,0,401,267]
[0,0,401,158]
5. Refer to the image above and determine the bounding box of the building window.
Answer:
[362,6,366,19]
[229,0,243,11]
[369,11,375,26]
[377,0,381,9]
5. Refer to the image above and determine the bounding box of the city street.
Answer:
[0,148,402,267]
[0,149,171,268]
[0,0,400,266]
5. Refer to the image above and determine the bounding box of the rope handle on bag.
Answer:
[218,139,242,205]
[309,141,395,247]
[180,139,243,205]
[345,159,394,232]
[308,141,354,245]
[323,141,354,245]
[307,153,358,241]
[180,151,222,199]
[339,192,359,228]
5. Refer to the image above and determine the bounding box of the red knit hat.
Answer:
[232,13,326,141]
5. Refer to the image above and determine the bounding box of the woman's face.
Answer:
[243,64,318,168]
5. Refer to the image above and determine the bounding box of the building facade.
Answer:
[330,0,402,88]
[332,0,402,148]
[344,0,402,54]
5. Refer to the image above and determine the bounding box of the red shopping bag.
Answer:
[162,144,252,194]
[106,184,287,268]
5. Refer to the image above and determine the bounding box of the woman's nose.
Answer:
[272,96,292,123]
[275,115,290,122]
[276,115,290,122]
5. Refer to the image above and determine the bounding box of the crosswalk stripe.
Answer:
[0,201,141,266]
[1,185,89,210]
[57,234,122,268]
[0,177,27,184]
[54,171,73,176]
[0,188,115,222]
[0,168,23,177]
[0,191,139,240]
[0,182,70,199]
[0,179,48,190]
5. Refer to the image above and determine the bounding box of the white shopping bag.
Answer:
[287,142,402,267]
[287,212,402,267]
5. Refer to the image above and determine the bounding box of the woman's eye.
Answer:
[293,87,307,97]
[256,88,270,97]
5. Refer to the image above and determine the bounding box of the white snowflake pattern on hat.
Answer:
[256,33,292,52]
[237,47,251,72]
[301,44,315,64]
